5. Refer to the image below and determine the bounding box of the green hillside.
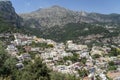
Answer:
[26,23,120,42]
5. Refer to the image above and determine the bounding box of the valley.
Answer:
[0,0,120,80]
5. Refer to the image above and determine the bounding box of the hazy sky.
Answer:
[10,0,120,14]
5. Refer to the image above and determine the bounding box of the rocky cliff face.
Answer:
[20,5,120,28]
[0,1,22,28]
[20,6,95,28]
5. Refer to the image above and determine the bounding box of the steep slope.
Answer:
[0,1,22,33]
[19,5,120,43]
[88,13,120,23]
[20,6,96,28]
[20,5,120,28]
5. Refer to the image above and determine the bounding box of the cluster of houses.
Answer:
[4,33,120,80]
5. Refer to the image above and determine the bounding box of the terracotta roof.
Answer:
[83,77,89,80]
[107,71,120,79]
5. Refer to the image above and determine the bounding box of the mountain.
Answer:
[19,5,120,43]
[20,5,120,28]
[20,6,95,28]
[0,1,22,33]
[0,1,119,46]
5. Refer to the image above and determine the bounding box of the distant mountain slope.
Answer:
[25,22,120,44]
[0,1,23,33]
[20,5,120,43]
[20,5,120,28]
[20,6,95,28]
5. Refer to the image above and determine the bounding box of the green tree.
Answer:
[13,57,51,80]
[108,61,117,71]
[0,41,17,79]
[78,69,88,78]
[109,48,120,56]
[92,54,101,59]
[80,58,87,65]
[50,72,80,80]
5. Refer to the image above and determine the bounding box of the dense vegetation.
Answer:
[0,13,18,33]
[50,72,80,80]
[108,61,117,71]
[0,41,81,80]
[30,41,54,48]
[0,15,13,33]
[109,47,120,56]
[0,41,17,79]
[0,41,51,80]
[25,23,120,43]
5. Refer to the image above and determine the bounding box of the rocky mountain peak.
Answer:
[0,0,11,3]
[51,5,66,9]
[79,11,87,16]
[0,1,14,13]
[20,5,120,28]
[0,0,10,2]
[0,1,22,28]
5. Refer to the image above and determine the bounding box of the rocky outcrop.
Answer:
[20,5,120,28]
[0,1,22,28]
[20,6,95,28]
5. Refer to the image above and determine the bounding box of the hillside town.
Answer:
[1,33,120,80]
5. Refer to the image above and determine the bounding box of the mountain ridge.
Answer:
[0,2,120,43]
[20,5,120,28]
[0,1,23,33]
[0,1,22,27]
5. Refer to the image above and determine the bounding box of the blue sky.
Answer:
[10,0,120,14]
